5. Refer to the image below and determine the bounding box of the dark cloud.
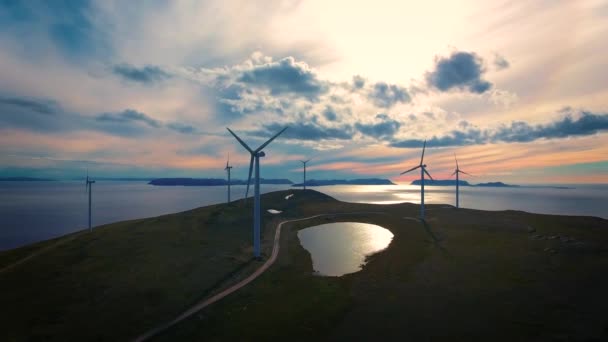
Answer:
[0,0,109,59]
[391,111,608,148]
[494,54,510,70]
[352,75,366,90]
[167,122,197,134]
[426,51,492,94]
[95,109,161,128]
[368,82,411,108]
[492,112,608,142]
[0,96,73,133]
[112,64,171,84]
[355,114,401,138]
[253,122,353,141]
[0,97,58,115]
[238,57,328,100]
[323,106,338,121]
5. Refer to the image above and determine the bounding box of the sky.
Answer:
[0,0,607,184]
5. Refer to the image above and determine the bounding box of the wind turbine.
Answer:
[227,126,288,259]
[400,140,434,220]
[300,159,311,190]
[225,153,233,203]
[85,170,95,232]
[452,153,472,209]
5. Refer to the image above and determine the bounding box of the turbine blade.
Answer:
[400,165,420,175]
[226,128,253,153]
[460,170,473,176]
[245,155,254,198]
[420,140,426,165]
[424,167,434,181]
[454,152,459,169]
[451,170,457,176]
[254,126,288,153]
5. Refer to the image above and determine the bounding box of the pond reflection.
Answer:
[297,222,394,277]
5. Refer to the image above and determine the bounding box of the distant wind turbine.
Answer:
[300,159,311,190]
[400,140,434,220]
[85,170,95,232]
[452,153,472,209]
[225,153,233,203]
[227,126,288,259]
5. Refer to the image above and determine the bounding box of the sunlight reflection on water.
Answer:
[297,222,394,277]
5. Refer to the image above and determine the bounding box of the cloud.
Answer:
[368,82,411,108]
[112,64,171,84]
[352,75,366,90]
[322,106,338,121]
[390,110,608,148]
[493,53,510,70]
[0,95,213,138]
[0,95,74,133]
[0,0,110,60]
[253,122,353,141]
[426,51,492,94]
[237,56,328,100]
[355,114,402,138]
[0,96,58,115]
[95,109,161,128]
[166,122,198,134]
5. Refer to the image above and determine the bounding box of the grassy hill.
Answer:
[1,190,607,341]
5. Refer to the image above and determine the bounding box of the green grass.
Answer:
[1,190,607,341]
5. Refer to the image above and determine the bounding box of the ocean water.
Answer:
[0,181,606,250]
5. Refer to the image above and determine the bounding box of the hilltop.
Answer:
[1,190,607,341]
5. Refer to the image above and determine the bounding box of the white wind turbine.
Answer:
[227,126,288,259]
[400,140,434,220]
[452,153,472,209]
[85,170,95,232]
[300,159,311,190]
[225,153,233,203]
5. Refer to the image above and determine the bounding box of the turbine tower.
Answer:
[300,159,311,190]
[227,126,288,259]
[452,153,472,209]
[400,140,434,220]
[225,153,233,203]
[85,170,95,232]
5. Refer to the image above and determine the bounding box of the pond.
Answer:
[297,222,394,277]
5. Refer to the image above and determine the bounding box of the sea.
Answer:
[0,181,606,251]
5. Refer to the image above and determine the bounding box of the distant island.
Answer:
[411,180,471,186]
[149,178,293,186]
[0,177,55,181]
[410,180,519,187]
[475,182,520,188]
[292,178,396,187]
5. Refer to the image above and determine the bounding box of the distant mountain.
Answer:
[411,179,470,186]
[0,177,55,181]
[475,182,520,188]
[149,178,293,186]
[292,178,396,187]
[77,177,155,181]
